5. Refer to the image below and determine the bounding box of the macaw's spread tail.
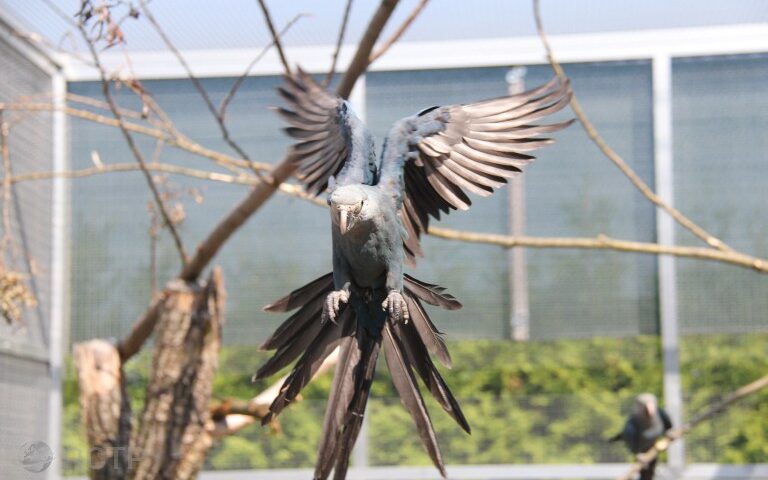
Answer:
[256,273,469,479]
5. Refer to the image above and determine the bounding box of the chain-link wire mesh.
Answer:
[62,54,768,473]
[0,35,54,479]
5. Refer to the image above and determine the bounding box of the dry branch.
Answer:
[75,18,189,266]
[210,348,340,439]
[4,159,766,274]
[336,0,400,98]
[139,0,256,167]
[428,226,768,273]
[369,0,430,64]
[219,13,308,119]
[179,0,399,283]
[324,0,354,86]
[618,373,768,480]
[0,101,269,173]
[256,0,291,75]
[532,0,731,253]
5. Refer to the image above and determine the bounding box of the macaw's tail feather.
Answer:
[258,273,469,480]
[640,458,658,480]
[315,327,381,480]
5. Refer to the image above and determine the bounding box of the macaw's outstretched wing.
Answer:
[274,67,377,195]
[376,77,573,265]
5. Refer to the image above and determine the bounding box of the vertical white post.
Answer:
[653,54,685,471]
[506,67,530,341]
[48,69,69,480]
[347,74,369,471]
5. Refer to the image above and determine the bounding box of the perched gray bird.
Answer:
[610,393,673,480]
[255,68,572,480]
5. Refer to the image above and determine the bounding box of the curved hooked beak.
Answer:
[339,209,349,235]
[644,400,656,418]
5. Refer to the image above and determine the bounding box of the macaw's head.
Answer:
[328,185,370,235]
[634,393,658,420]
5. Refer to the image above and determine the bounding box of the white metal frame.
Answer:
[12,15,766,480]
[0,10,68,480]
[63,23,768,80]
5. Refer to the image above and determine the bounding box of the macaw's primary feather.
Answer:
[256,66,572,479]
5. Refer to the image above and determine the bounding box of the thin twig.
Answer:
[324,0,354,87]
[75,18,189,267]
[3,161,323,205]
[255,0,291,75]
[0,102,269,173]
[139,0,256,168]
[219,13,308,120]
[428,226,768,273]
[618,373,768,480]
[369,0,429,63]
[532,0,731,253]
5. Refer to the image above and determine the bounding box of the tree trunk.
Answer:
[73,339,132,480]
[130,268,225,480]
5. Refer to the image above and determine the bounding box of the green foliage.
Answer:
[61,333,768,474]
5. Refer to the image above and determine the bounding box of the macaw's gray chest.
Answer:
[335,216,400,289]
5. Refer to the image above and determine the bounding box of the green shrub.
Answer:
[61,333,768,474]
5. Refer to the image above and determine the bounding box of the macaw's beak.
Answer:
[339,209,349,235]
[644,401,656,418]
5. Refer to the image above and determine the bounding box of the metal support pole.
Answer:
[505,67,530,341]
[652,54,685,471]
[48,69,69,480]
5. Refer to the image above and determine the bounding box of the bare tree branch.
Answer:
[219,13,308,120]
[6,158,767,274]
[532,0,731,253]
[75,17,189,267]
[324,0,354,87]
[4,161,325,207]
[209,348,340,438]
[618,373,768,480]
[255,0,292,75]
[336,0,400,98]
[139,0,257,169]
[0,102,269,173]
[179,0,400,283]
[369,0,429,64]
[428,226,768,273]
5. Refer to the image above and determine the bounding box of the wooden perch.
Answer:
[209,348,340,439]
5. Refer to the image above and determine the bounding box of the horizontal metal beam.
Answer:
[198,463,768,480]
[67,463,768,480]
[64,23,768,81]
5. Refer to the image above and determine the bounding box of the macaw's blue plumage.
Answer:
[258,67,572,479]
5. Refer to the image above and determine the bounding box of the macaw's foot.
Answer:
[322,289,349,324]
[382,290,410,324]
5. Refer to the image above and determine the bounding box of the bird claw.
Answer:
[322,289,349,325]
[382,290,410,324]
